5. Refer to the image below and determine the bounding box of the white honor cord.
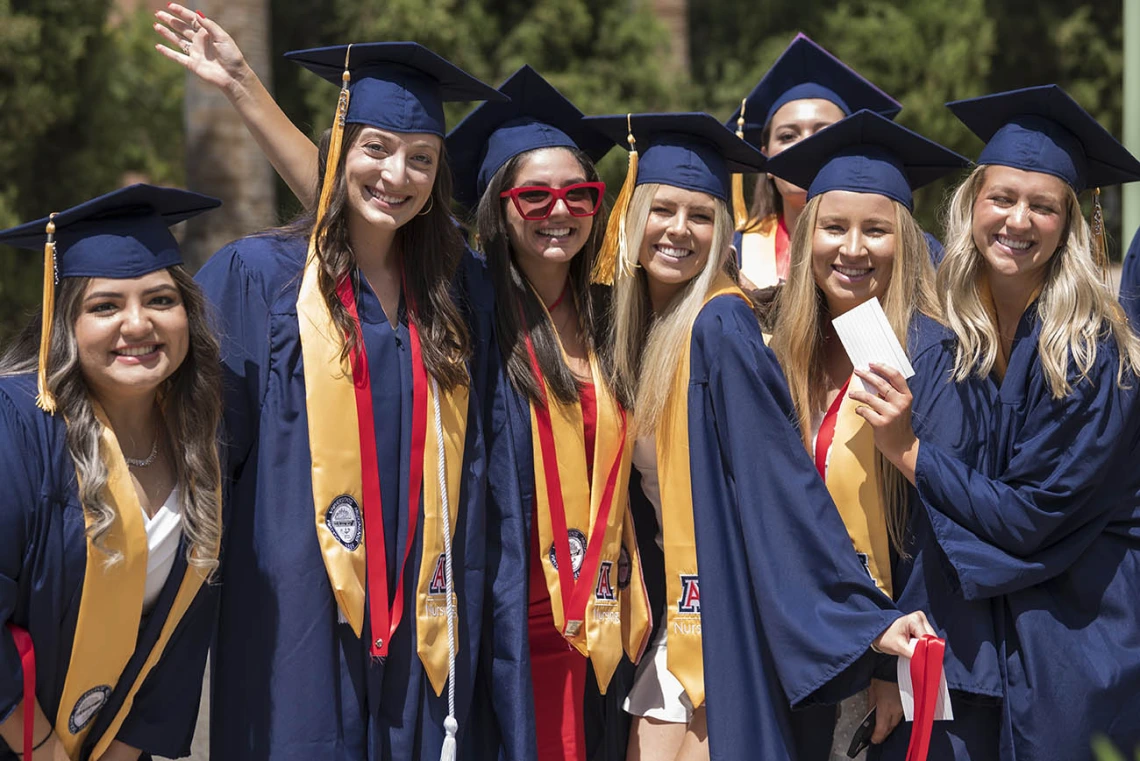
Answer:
[432,376,459,761]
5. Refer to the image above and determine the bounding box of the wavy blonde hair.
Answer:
[939,165,1140,396]
[607,183,736,438]
[0,268,223,577]
[770,193,939,551]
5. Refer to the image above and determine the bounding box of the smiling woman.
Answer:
[0,185,224,761]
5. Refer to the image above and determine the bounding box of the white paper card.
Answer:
[831,298,915,394]
[897,639,954,722]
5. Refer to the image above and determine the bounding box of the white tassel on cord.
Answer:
[432,376,459,761]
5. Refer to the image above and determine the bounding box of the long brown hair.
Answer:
[0,267,223,576]
[474,146,609,405]
[770,194,938,552]
[743,123,783,231]
[280,125,471,389]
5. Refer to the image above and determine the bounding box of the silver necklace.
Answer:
[125,438,159,468]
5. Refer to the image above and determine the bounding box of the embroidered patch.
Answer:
[68,685,111,734]
[678,574,701,615]
[326,495,363,551]
[595,560,617,601]
[428,553,447,595]
[617,544,632,590]
[549,528,588,579]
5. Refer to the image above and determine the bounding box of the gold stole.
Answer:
[739,214,779,290]
[297,254,468,697]
[657,279,748,709]
[529,344,648,693]
[56,403,217,760]
[824,382,893,597]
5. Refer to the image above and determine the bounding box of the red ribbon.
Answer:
[904,634,946,761]
[336,276,428,658]
[522,326,627,639]
[814,377,851,479]
[6,624,35,759]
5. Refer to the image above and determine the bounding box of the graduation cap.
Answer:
[285,42,506,138]
[764,109,969,211]
[948,84,1140,277]
[724,33,901,227]
[0,183,221,413]
[445,65,616,209]
[582,112,766,284]
[947,85,1140,192]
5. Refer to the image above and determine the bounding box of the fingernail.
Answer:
[197,9,205,15]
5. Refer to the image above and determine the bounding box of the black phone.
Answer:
[846,706,878,758]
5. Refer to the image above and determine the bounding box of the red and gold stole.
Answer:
[298,264,468,697]
[523,300,650,692]
[657,277,748,709]
[56,402,219,760]
[815,378,893,597]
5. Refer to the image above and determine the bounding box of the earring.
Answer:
[418,195,435,216]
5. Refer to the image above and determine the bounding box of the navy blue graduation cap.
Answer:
[285,42,506,138]
[0,183,221,413]
[583,112,765,284]
[947,85,1140,192]
[726,34,902,146]
[585,112,766,203]
[445,65,616,208]
[764,110,969,210]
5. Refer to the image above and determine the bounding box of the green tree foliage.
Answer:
[0,0,185,340]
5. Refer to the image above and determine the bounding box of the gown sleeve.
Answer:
[194,242,272,482]
[112,582,219,758]
[0,388,40,725]
[915,347,1138,599]
[460,250,536,761]
[691,300,901,709]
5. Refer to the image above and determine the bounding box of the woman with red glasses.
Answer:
[446,66,653,761]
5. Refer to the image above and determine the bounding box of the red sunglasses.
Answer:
[499,182,606,221]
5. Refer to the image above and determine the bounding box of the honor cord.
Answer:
[432,375,459,761]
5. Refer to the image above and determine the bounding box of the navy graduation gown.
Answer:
[1120,227,1140,327]
[474,315,639,761]
[686,295,902,761]
[195,234,495,761]
[913,304,1140,760]
[869,315,1003,761]
[0,374,216,761]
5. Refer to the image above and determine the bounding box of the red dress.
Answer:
[528,381,597,761]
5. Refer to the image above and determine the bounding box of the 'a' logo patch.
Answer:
[595,561,617,601]
[68,685,112,734]
[428,554,447,595]
[326,495,362,551]
[678,574,700,615]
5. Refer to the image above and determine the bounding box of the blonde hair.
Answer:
[939,165,1140,396]
[770,193,939,551]
[607,183,736,438]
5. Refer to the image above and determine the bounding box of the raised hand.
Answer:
[153,3,250,97]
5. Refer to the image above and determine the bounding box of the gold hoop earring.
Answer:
[418,195,435,216]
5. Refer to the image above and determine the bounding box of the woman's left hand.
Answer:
[849,363,919,484]
[867,678,904,744]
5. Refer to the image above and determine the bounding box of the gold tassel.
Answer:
[1091,187,1110,286]
[309,44,353,261]
[731,98,749,231]
[35,214,59,414]
[591,114,638,286]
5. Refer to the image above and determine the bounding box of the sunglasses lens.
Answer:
[563,185,601,216]
[515,189,556,220]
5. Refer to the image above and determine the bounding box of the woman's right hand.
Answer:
[872,610,936,659]
[153,4,250,99]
